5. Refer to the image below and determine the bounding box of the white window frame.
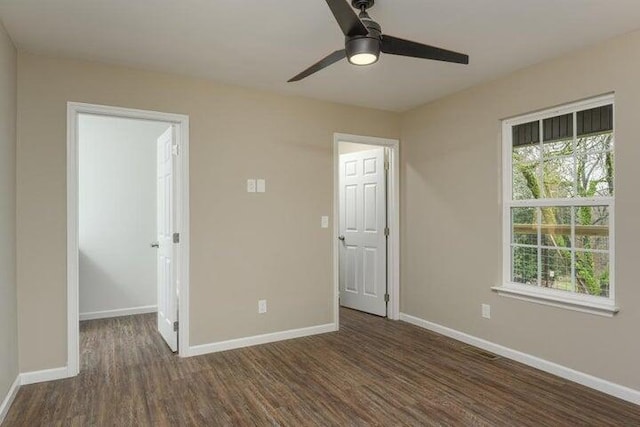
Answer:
[493,94,619,317]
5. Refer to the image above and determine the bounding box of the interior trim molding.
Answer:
[0,375,20,424]
[20,366,69,386]
[491,285,618,317]
[67,102,191,376]
[399,312,640,406]
[188,323,336,357]
[79,305,158,321]
[333,133,401,323]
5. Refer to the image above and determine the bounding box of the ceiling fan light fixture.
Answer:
[348,52,378,66]
[346,36,380,66]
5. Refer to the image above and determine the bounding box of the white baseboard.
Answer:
[20,366,70,386]
[399,312,640,406]
[188,323,336,357]
[0,375,20,424]
[79,305,157,321]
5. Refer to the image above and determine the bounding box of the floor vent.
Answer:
[460,345,501,361]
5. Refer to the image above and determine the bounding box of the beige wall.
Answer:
[16,52,400,371]
[401,29,640,389]
[0,22,17,403]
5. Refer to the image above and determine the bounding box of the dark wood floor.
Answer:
[4,309,640,426]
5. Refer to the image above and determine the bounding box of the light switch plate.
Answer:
[258,299,267,314]
[247,179,256,193]
[257,179,266,193]
[482,304,491,319]
[321,216,329,228]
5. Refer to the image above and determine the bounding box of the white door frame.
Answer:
[333,133,400,324]
[66,102,190,376]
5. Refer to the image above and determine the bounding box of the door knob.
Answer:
[338,235,345,241]
[150,242,160,248]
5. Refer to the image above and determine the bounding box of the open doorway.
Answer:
[333,134,400,326]
[67,103,190,377]
[78,115,168,321]
[78,114,178,356]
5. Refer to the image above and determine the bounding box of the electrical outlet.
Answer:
[482,304,491,319]
[247,179,256,193]
[256,179,266,193]
[258,299,267,314]
[321,216,329,228]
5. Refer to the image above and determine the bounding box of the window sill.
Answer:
[491,284,619,317]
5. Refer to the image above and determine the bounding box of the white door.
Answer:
[156,126,178,351]
[339,147,387,316]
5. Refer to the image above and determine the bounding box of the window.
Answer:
[494,95,617,316]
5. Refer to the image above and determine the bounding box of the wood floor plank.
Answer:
[3,308,639,426]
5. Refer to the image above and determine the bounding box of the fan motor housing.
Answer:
[346,36,381,64]
[345,15,381,64]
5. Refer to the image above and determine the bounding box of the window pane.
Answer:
[512,246,538,285]
[543,113,573,144]
[543,156,575,198]
[512,120,540,147]
[541,247,572,291]
[575,251,610,297]
[512,207,538,245]
[577,105,613,137]
[512,143,540,200]
[575,206,609,251]
[577,152,614,197]
[543,138,573,157]
[513,141,540,162]
[513,162,539,200]
[541,207,571,248]
[577,132,613,154]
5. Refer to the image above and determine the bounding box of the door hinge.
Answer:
[384,227,389,237]
[384,293,390,303]
[172,144,180,156]
[384,160,389,171]
[173,321,179,332]
[173,232,180,243]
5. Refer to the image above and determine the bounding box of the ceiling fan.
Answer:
[288,0,469,82]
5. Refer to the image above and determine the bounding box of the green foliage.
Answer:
[513,247,537,284]
[576,251,598,295]
[519,162,540,199]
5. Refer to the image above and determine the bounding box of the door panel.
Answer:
[345,185,357,230]
[157,125,178,351]
[363,157,377,175]
[363,247,378,296]
[345,245,358,293]
[339,147,387,316]
[363,184,378,231]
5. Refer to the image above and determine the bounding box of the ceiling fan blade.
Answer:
[325,0,368,37]
[381,35,469,64]
[288,49,346,82]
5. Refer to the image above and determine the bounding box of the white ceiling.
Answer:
[2,0,640,111]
